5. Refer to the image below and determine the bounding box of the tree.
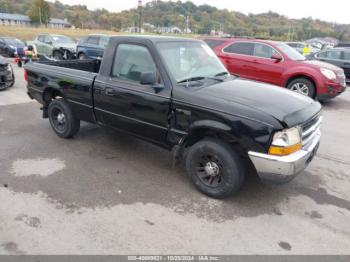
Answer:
[27,0,51,26]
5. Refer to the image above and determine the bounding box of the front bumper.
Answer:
[248,130,321,184]
[317,80,347,101]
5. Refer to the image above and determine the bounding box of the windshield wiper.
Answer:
[214,72,229,77]
[177,75,226,85]
[177,76,206,84]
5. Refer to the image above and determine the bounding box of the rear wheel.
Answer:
[185,139,245,199]
[287,78,315,98]
[48,99,80,138]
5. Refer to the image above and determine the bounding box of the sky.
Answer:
[53,0,349,24]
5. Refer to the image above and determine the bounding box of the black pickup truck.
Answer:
[25,36,322,198]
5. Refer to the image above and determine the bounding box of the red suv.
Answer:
[204,38,347,100]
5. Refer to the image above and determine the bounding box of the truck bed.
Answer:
[37,57,101,73]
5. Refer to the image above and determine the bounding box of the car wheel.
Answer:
[287,78,315,98]
[48,98,80,138]
[185,139,245,199]
[53,51,63,60]
[78,53,87,60]
[9,66,15,87]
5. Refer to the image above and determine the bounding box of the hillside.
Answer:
[1,0,350,41]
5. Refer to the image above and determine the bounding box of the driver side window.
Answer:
[253,43,278,58]
[112,44,157,83]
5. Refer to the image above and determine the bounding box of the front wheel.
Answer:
[48,99,80,138]
[287,78,315,98]
[53,51,63,60]
[185,139,245,199]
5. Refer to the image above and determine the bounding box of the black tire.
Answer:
[287,78,315,98]
[9,66,15,87]
[185,139,245,199]
[17,61,23,68]
[53,51,63,60]
[48,98,80,138]
[78,53,87,60]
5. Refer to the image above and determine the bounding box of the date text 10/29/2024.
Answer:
[128,256,220,261]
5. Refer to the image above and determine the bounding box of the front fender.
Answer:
[282,66,321,88]
[178,118,272,155]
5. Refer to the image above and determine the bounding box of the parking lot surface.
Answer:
[0,62,350,254]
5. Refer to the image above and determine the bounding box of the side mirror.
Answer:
[140,72,156,85]
[271,53,282,62]
[46,41,53,45]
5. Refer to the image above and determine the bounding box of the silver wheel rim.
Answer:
[204,162,220,177]
[290,83,309,96]
[57,113,66,125]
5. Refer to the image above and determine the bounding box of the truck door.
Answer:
[93,42,171,143]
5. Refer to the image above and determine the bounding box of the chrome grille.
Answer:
[302,115,322,148]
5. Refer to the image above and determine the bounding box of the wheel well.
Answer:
[43,88,63,104]
[41,88,64,118]
[182,128,246,156]
[52,50,62,56]
[286,75,317,97]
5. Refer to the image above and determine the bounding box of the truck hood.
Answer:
[191,78,321,127]
[300,60,344,73]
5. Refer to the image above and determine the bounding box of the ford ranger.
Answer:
[25,36,322,198]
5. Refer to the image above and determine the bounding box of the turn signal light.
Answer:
[268,143,302,156]
[24,70,28,81]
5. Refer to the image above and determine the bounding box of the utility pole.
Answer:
[138,0,143,33]
[39,7,42,26]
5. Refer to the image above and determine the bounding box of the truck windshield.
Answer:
[157,41,228,83]
[277,43,306,61]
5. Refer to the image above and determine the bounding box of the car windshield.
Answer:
[277,43,306,61]
[52,35,75,44]
[157,41,228,83]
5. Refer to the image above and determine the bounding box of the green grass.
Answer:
[0,25,196,42]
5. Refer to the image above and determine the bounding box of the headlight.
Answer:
[320,68,336,80]
[269,126,302,156]
[7,64,12,72]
